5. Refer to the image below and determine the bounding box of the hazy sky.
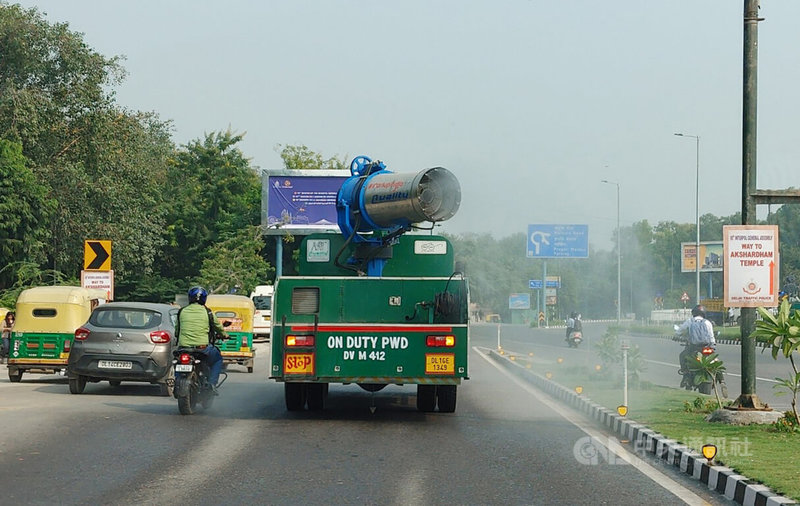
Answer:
[12,1,800,250]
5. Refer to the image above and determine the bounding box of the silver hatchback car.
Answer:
[67,302,179,395]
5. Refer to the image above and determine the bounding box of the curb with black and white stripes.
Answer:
[489,349,797,506]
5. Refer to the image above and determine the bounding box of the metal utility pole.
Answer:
[735,0,800,409]
[738,0,761,409]
[601,180,621,323]
[674,133,701,305]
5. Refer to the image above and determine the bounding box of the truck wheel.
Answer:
[8,368,23,383]
[416,385,436,412]
[307,383,328,411]
[437,385,457,413]
[285,382,307,411]
[69,375,87,394]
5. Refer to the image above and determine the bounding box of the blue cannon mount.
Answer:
[334,155,461,277]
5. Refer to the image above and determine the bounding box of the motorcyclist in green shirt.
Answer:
[175,286,227,389]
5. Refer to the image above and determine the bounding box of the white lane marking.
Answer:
[129,419,260,504]
[475,347,711,506]
[646,359,780,384]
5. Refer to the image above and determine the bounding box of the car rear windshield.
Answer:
[253,296,271,310]
[90,309,162,329]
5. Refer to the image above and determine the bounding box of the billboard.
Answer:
[262,170,349,235]
[509,293,531,310]
[681,241,724,273]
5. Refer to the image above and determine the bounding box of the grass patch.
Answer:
[519,359,800,500]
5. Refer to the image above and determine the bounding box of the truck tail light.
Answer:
[286,335,315,347]
[149,331,171,344]
[75,327,90,341]
[426,335,455,347]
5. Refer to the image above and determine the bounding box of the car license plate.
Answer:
[175,364,193,372]
[98,360,133,370]
[425,353,455,375]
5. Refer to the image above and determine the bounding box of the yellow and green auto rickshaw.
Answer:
[8,286,107,382]
[205,294,256,373]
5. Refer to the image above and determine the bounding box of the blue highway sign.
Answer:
[527,224,589,258]
[529,280,543,289]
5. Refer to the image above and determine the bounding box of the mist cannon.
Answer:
[335,155,461,276]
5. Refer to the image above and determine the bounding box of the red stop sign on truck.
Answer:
[284,353,315,375]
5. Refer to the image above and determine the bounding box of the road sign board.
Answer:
[724,225,779,307]
[509,293,531,310]
[84,240,112,271]
[527,224,589,258]
[81,270,114,300]
[529,280,543,289]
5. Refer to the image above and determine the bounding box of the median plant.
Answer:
[752,300,800,424]
[687,352,727,409]
[594,329,621,369]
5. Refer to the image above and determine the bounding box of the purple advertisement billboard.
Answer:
[267,175,347,231]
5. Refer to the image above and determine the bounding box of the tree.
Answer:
[161,130,261,281]
[0,139,51,287]
[0,4,174,285]
[196,225,273,295]
[277,144,347,170]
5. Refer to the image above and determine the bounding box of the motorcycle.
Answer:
[567,330,583,348]
[173,323,231,415]
[674,325,727,397]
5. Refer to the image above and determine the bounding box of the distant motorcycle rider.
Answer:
[675,304,716,375]
[565,312,582,342]
[175,286,227,391]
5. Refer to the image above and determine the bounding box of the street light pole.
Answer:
[601,179,621,323]
[675,133,701,305]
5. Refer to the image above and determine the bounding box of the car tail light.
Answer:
[179,353,192,364]
[286,335,314,347]
[701,346,714,355]
[149,330,171,344]
[74,327,90,341]
[426,335,455,347]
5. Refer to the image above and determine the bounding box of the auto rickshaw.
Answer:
[205,294,256,373]
[8,286,107,382]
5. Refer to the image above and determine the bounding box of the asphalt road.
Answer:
[0,337,734,505]
[484,322,795,411]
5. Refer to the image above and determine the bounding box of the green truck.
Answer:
[269,156,468,412]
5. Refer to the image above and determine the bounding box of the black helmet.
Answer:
[188,286,208,305]
[691,304,706,318]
